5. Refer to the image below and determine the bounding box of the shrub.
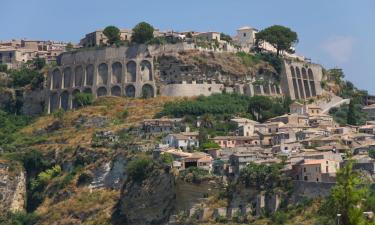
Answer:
[127,155,153,182]
[0,64,7,72]
[160,153,173,165]
[73,92,93,107]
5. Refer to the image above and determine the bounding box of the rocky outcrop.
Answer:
[0,160,26,213]
[117,168,176,225]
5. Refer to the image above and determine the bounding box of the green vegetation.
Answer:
[255,25,298,56]
[220,32,232,42]
[0,211,40,225]
[103,25,121,45]
[8,66,44,89]
[318,161,372,225]
[159,93,291,123]
[239,162,290,192]
[369,149,375,159]
[236,51,283,74]
[0,110,32,148]
[127,155,153,182]
[65,42,74,51]
[329,99,367,126]
[201,140,220,150]
[73,92,93,107]
[179,167,210,183]
[132,22,154,44]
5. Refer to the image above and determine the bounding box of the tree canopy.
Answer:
[255,25,298,56]
[103,25,121,45]
[132,22,154,44]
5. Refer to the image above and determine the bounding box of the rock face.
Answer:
[118,169,176,225]
[0,161,26,213]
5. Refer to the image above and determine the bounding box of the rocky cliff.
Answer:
[0,160,26,213]
[116,167,176,225]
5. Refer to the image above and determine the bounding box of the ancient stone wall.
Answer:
[280,59,323,100]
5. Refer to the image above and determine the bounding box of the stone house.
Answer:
[230,117,258,137]
[268,113,309,127]
[211,135,260,148]
[289,102,308,115]
[359,124,375,135]
[163,132,199,150]
[142,118,183,134]
[292,159,339,182]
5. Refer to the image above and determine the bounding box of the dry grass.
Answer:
[37,188,119,225]
[19,96,179,152]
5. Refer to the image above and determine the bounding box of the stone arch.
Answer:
[295,67,301,79]
[72,89,80,109]
[111,85,121,96]
[301,68,308,79]
[49,92,59,113]
[142,84,154,98]
[140,60,152,81]
[52,69,62,89]
[308,68,314,80]
[74,66,84,87]
[63,67,72,89]
[112,62,122,84]
[60,91,69,111]
[290,66,296,78]
[86,64,94,86]
[126,61,136,82]
[98,63,108,85]
[97,86,107,97]
[125,84,136,98]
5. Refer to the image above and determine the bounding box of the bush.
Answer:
[127,155,153,182]
[8,66,44,89]
[73,92,93,107]
[179,167,209,183]
[201,141,220,150]
[0,211,40,225]
[160,153,173,165]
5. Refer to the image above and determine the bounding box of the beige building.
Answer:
[79,29,133,47]
[194,32,221,42]
[292,158,339,182]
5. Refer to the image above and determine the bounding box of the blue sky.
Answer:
[1,0,374,94]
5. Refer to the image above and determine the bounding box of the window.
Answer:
[268,128,272,133]
[326,166,328,173]
[243,33,246,37]
[304,176,308,181]
[303,167,306,172]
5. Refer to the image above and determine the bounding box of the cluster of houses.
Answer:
[144,101,375,183]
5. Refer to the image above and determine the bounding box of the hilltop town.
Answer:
[0,22,375,225]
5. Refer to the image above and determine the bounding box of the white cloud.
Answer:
[321,36,355,63]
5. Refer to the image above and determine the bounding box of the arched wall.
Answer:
[112,62,122,84]
[86,64,94,86]
[98,63,108,85]
[75,66,84,87]
[63,67,72,89]
[52,69,62,90]
[140,60,152,81]
[127,61,137,82]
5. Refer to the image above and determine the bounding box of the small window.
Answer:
[303,167,306,172]
[243,33,246,37]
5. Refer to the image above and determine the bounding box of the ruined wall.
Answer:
[160,82,224,97]
[290,180,334,203]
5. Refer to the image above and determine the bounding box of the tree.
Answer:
[248,95,273,121]
[255,25,298,56]
[132,22,154,44]
[320,160,369,225]
[328,68,345,84]
[220,33,232,42]
[347,99,357,125]
[103,25,121,45]
[32,57,46,70]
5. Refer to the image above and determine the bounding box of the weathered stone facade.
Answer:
[47,45,157,113]
[280,60,323,100]
[46,44,325,113]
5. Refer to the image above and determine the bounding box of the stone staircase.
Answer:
[316,93,350,113]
